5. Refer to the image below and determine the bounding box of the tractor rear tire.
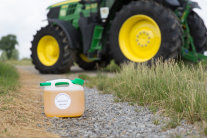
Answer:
[31,24,76,74]
[109,0,182,65]
[188,11,207,53]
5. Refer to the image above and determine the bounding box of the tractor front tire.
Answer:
[76,53,97,70]
[109,0,182,65]
[76,54,111,70]
[188,11,207,53]
[31,24,76,74]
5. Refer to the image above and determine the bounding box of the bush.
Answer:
[0,49,19,60]
[11,49,19,60]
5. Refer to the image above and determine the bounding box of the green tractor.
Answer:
[31,0,207,73]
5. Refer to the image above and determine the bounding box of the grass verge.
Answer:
[0,62,19,95]
[79,60,207,124]
[0,62,59,137]
[0,62,19,136]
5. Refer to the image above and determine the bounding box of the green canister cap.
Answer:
[71,78,84,86]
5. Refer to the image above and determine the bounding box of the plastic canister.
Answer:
[40,78,84,117]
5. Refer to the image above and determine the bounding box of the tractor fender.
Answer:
[48,19,81,49]
[189,1,201,9]
[164,0,180,6]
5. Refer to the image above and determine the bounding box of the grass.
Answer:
[79,73,112,91]
[153,119,160,126]
[163,118,180,130]
[0,62,19,95]
[204,127,207,136]
[79,60,207,124]
[101,60,121,72]
[5,58,32,66]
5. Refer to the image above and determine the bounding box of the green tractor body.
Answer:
[31,0,207,73]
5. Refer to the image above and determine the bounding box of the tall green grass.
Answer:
[101,60,120,72]
[80,60,207,123]
[0,62,19,95]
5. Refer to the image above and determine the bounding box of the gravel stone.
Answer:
[47,88,201,137]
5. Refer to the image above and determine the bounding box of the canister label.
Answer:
[55,93,71,110]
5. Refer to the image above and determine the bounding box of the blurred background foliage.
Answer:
[0,34,19,60]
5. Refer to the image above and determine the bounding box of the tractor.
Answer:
[31,0,207,73]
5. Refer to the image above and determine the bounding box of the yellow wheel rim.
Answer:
[80,54,93,63]
[37,35,60,66]
[119,15,161,62]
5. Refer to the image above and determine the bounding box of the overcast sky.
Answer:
[0,0,207,59]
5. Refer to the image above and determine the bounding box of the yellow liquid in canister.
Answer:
[44,90,85,117]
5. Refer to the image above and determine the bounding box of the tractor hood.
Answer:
[48,0,80,9]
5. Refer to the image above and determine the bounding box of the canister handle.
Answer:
[55,82,70,86]
[49,79,72,87]
[40,78,84,87]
